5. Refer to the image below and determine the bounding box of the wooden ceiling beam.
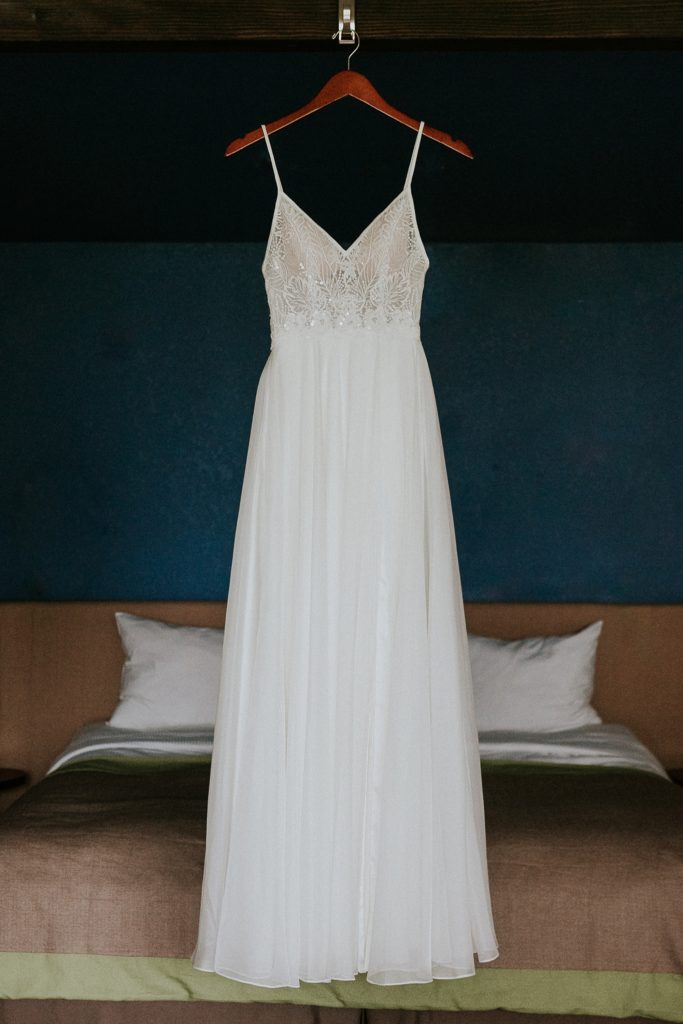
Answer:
[1,0,682,44]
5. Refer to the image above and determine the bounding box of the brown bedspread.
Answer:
[0,762,682,975]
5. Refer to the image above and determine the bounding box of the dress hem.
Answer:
[190,950,501,989]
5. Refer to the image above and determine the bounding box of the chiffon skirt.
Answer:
[192,321,499,987]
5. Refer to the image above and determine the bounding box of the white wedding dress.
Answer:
[192,121,499,988]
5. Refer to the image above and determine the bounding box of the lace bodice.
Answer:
[261,122,429,343]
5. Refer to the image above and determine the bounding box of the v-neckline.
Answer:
[278,187,410,256]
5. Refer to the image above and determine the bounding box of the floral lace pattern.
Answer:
[259,120,429,343]
[262,190,429,339]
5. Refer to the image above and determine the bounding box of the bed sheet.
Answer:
[46,720,670,779]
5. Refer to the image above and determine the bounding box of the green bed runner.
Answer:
[0,952,680,1020]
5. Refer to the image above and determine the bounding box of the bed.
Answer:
[0,600,682,1024]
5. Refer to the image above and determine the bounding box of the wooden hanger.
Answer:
[225,68,473,160]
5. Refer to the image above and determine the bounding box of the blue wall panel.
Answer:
[1,242,681,601]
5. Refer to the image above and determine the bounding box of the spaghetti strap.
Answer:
[261,124,282,192]
[404,120,425,190]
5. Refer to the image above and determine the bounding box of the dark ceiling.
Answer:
[1,48,681,243]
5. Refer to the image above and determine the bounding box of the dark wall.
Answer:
[2,241,681,602]
[2,50,681,602]
[0,49,681,242]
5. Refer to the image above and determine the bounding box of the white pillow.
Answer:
[109,612,223,730]
[468,620,603,733]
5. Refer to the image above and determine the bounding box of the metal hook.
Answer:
[331,28,361,70]
[332,3,359,67]
[333,3,356,42]
[346,30,360,69]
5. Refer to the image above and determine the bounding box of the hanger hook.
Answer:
[331,27,361,70]
[346,30,360,69]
